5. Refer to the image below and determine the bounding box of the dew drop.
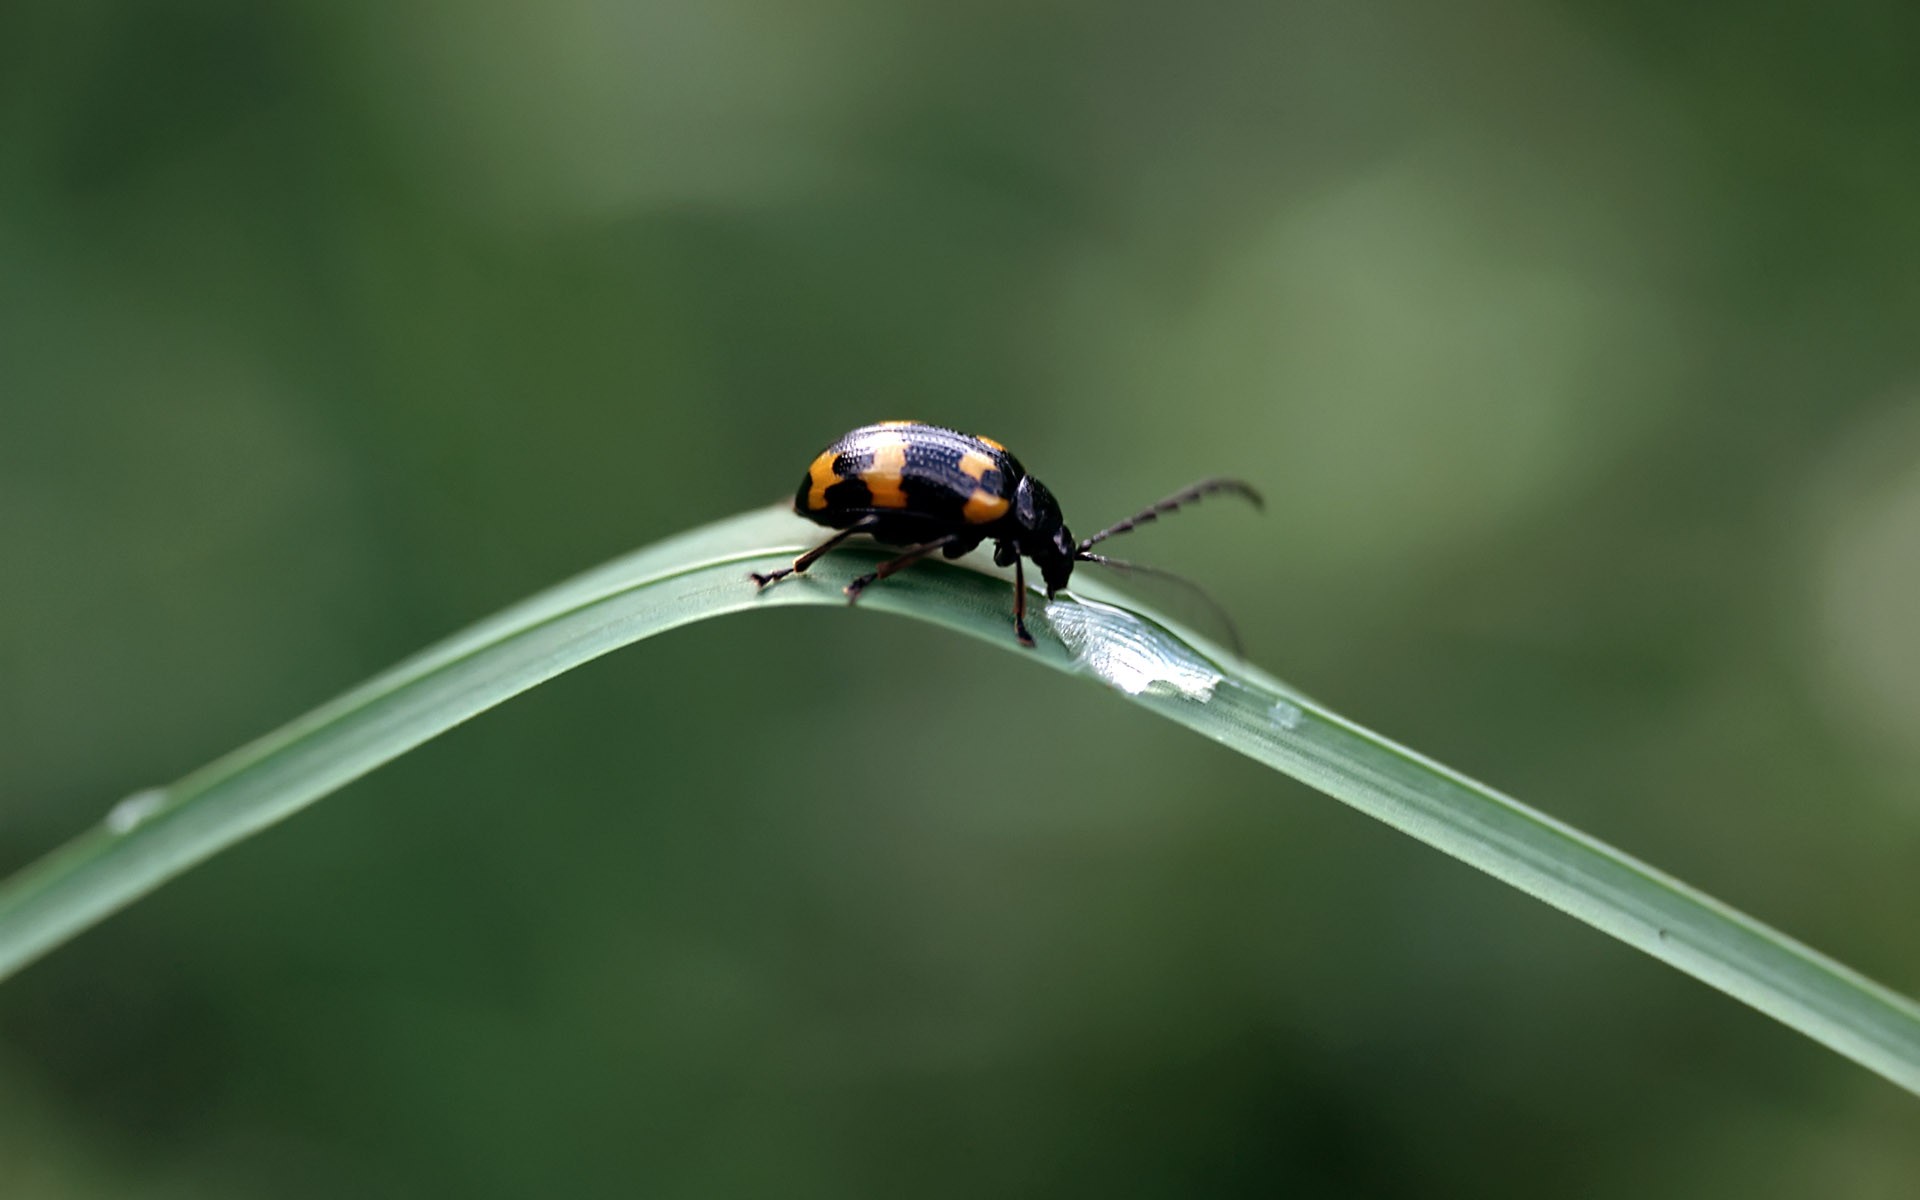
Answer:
[1047,599,1222,701]
[105,788,167,835]
[1268,699,1304,730]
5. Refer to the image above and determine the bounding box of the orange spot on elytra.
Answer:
[957,450,995,481]
[864,441,910,508]
[806,451,842,510]
[963,489,1010,522]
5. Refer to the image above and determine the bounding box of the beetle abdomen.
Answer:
[795,422,1021,534]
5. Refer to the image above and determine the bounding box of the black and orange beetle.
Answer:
[751,421,1261,647]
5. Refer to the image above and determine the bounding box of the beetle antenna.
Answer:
[1075,477,1262,552]
[1074,553,1246,657]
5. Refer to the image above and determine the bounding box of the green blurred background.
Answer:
[4,1,1918,1194]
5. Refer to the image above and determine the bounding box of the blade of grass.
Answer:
[1,505,1916,1094]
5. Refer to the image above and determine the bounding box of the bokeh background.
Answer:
[4,1,1919,1195]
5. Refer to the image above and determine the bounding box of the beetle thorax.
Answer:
[1012,475,1076,595]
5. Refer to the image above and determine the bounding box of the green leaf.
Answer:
[3,506,1917,1094]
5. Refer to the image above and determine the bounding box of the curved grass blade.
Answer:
[1,506,1916,1095]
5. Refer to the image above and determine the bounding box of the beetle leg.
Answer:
[844,535,958,603]
[1012,556,1035,648]
[749,518,874,589]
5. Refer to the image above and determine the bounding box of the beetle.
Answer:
[750,421,1261,647]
